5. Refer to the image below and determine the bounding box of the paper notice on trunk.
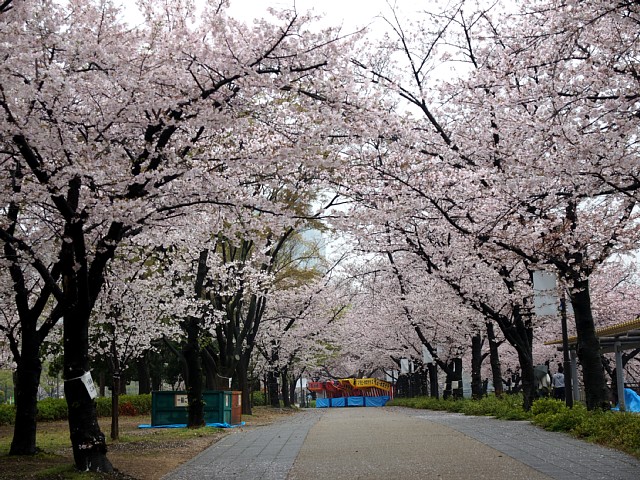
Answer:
[80,371,98,399]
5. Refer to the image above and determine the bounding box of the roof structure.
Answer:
[544,317,640,411]
[545,317,640,353]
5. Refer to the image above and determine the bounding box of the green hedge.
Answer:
[0,394,153,426]
[0,404,14,426]
[388,394,531,420]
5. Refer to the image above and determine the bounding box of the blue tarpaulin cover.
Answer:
[364,396,390,407]
[138,421,245,429]
[612,388,640,413]
[315,395,391,408]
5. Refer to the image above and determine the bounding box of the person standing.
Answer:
[552,365,565,400]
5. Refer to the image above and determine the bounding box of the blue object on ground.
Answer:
[364,396,390,407]
[138,421,245,429]
[316,398,330,408]
[612,388,640,412]
[347,396,364,407]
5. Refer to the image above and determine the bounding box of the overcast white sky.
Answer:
[117,0,417,37]
[226,0,397,32]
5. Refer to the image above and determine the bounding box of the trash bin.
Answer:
[151,390,232,426]
[231,391,242,424]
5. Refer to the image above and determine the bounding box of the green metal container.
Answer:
[151,390,232,426]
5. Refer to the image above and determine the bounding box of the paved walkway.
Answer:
[162,407,640,480]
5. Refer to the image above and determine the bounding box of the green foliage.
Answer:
[251,391,267,406]
[388,395,531,420]
[0,394,152,425]
[531,399,589,431]
[0,404,15,425]
[96,394,152,417]
[96,396,111,417]
[36,398,68,422]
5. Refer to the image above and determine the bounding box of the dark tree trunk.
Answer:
[471,334,484,400]
[9,352,42,455]
[183,318,205,428]
[289,373,297,407]
[64,311,113,473]
[569,279,609,410]
[137,353,151,395]
[281,368,291,408]
[486,322,503,397]
[428,363,439,398]
[110,372,120,441]
[268,370,280,407]
[202,352,217,390]
[99,371,106,397]
[517,350,535,411]
[236,352,253,415]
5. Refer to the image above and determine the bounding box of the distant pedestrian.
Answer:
[552,365,565,400]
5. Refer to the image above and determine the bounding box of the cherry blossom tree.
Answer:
[343,0,639,410]
[0,0,359,468]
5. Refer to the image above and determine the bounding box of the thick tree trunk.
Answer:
[236,353,253,415]
[471,334,483,400]
[268,370,280,407]
[428,363,439,398]
[289,373,297,407]
[281,368,291,408]
[137,353,151,395]
[64,312,113,473]
[486,322,503,397]
[9,352,42,455]
[569,279,609,410]
[183,319,205,428]
[517,350,535,411]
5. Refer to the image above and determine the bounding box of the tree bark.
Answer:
[517,350,535,411]
[236,352,253,415]
[281,368,291,408]
[9,353,42,455]
[64,311,113,473]
[428,363,439,398]
[471,334,483,400]
[183,318,205,428]
[110,373,120,441]
[268,369,280,407]
[136,353,151,395]
[486,322,503,397]
[569,278,609,410]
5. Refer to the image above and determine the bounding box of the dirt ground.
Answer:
[0,407,299,479]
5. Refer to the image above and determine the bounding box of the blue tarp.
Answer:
[315,395,391,408]
[138,422,245,429]
[612,388,640,413]
[364,396,390,407]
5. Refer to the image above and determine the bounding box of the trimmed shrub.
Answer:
[0,404,15,426]
[251,391,267,406]
[36,397,68,422]
[95,393,152,417]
